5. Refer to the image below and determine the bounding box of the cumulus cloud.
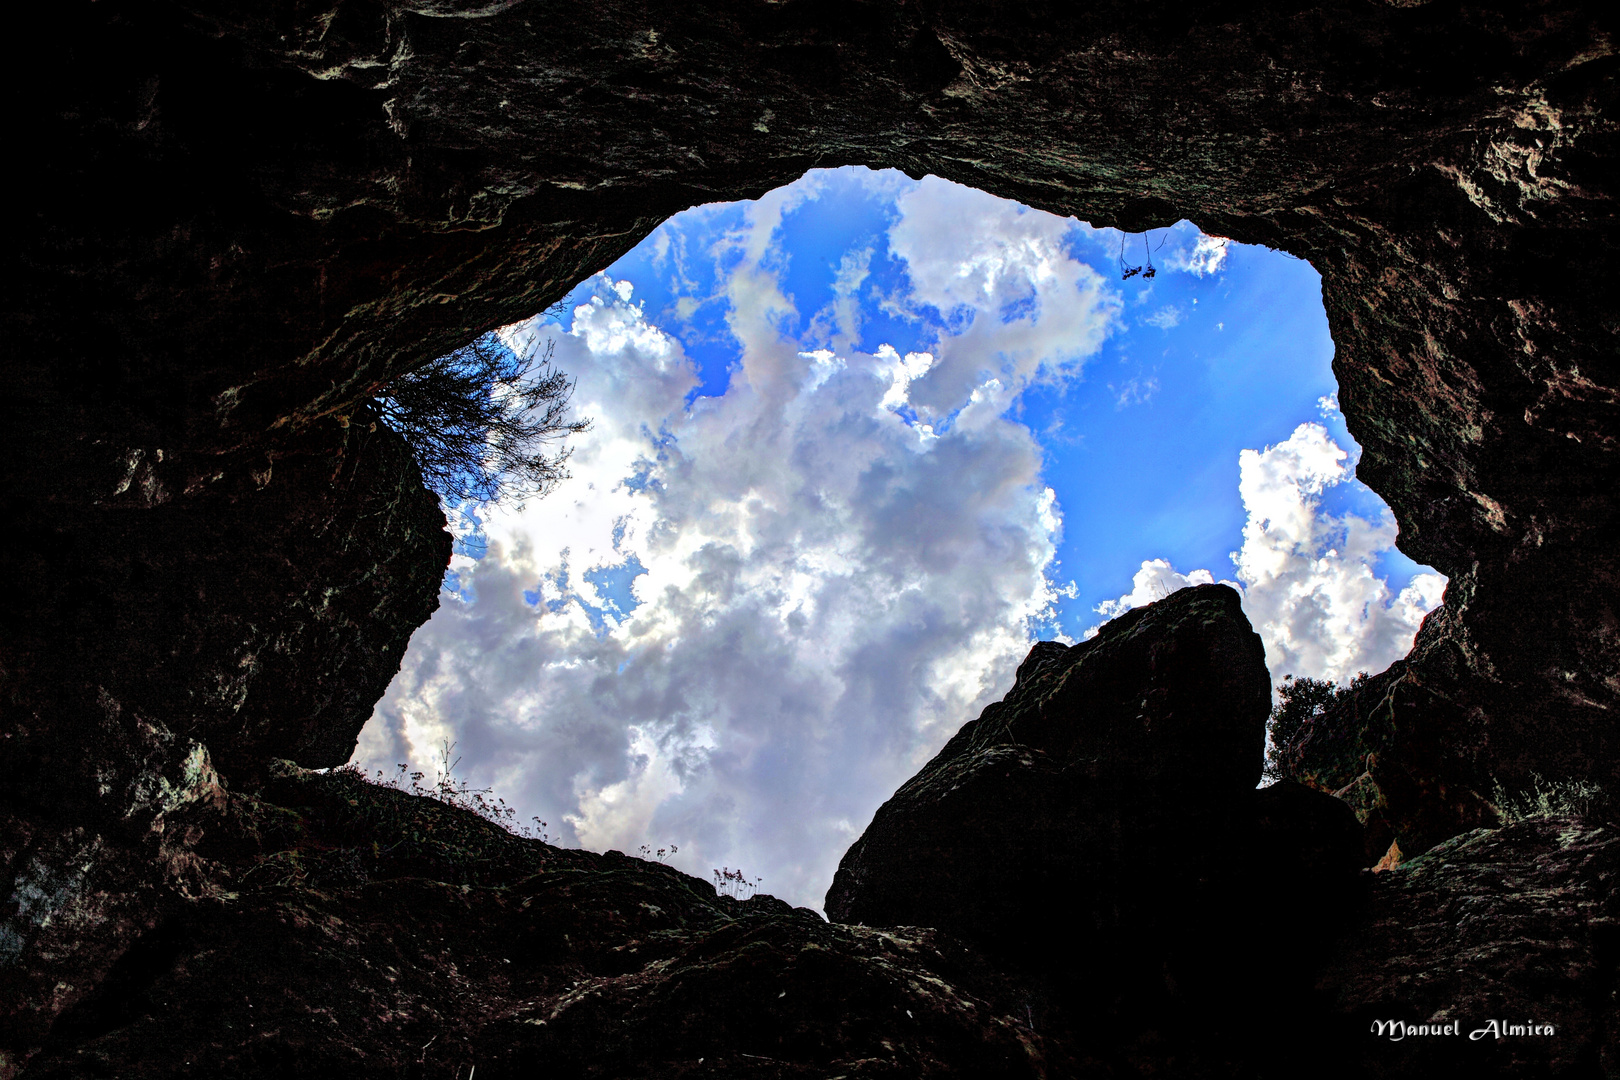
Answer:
[1232,423,1446,684]
[1093,560,1222,626]
[1090,423,1446,685]
[356,172,1118,912]
[886,177,1120,419]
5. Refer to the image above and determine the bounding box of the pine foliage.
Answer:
[375,333,589,505]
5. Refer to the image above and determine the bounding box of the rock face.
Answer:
[0,402,449,1065]
[825,584,1271,945]
[0,740,227,1072]
[12,765,1063,1080]
[1319,816,1620,1078]
[828,587,1369,1070]
[5,413,451,793]
[11,758,1611,1080]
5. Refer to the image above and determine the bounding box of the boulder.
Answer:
[825,583,1270,955]
[826,587,1380,1073]
[1231,780,1368,971]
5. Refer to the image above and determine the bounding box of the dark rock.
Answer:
[11,767,1065,1080]
[1157,781,1369,1072]
[0,737,1368,1080]
[1362,582,1516,855]
[1288,586,1546,858]
[825,583,1269,949]
[0,418,449,1052]
[1332,772,1402,870]
[1236,781,1367,960]
[1319,816,1620,1078]
[1286,669,1400,797]
[0,734,227,1069]
[3,409,451,796]
[0,411,449,1060]
[826,589,1379,1074]
[1282,666,1412,866]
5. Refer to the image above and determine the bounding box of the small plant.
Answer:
[713,867,761,900]
[354,740,558,845]
[1490,772,1605,824]
[240,848,310,889]
[638,844,678,863]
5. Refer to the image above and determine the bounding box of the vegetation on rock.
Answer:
[1263,673,1369,785]
[374,334,589,506]
[1490,772,1606,825]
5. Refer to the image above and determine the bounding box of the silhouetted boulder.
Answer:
[826,583,1270,957]
[1235,781,1367,965]
[825,587,1384,1074]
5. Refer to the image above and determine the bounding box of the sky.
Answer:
[353,167,1446,912]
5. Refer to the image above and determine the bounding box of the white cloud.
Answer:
[1165,232,1230,277]
[1233,423,1445,684]
[1093,559,1221,627]
[1088,423,1445,686]
[1143,305,1183,330]
[359,171,1421,915]
[886,176,1121,420]
[357,172,1117,912]
[1110,374,1160,409]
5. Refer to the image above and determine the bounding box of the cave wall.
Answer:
[2,0,1616,1034]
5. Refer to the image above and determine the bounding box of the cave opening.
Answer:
[5,4,1613,1071]
[357,167,1444,913]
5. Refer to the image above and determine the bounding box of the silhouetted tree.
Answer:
[374,332,589,505]
[1264,672,1368,782]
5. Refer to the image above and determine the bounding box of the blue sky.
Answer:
[358,167,1444,911]
[591,167,1433,632]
